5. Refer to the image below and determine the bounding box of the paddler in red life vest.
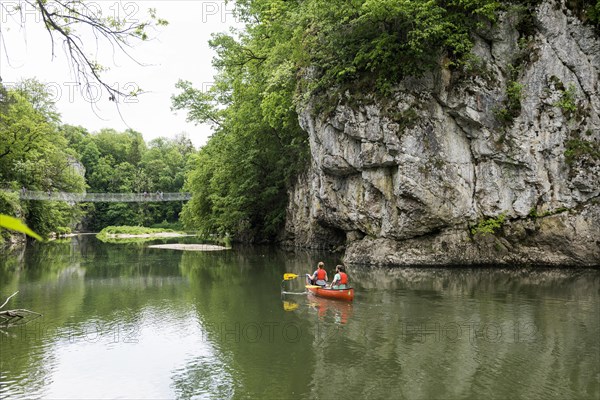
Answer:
[306,261,328,287]
[331,265,349,289]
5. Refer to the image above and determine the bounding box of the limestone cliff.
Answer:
[284,0,600,266]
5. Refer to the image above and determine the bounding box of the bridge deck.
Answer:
[6,190,191,203]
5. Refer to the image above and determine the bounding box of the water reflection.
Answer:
[306,295,354,325]
[281,293,354,325]
[40,308,232,399]
[0,238,598,400]
[279,263,599,399]
[171,355,234,400]
[282,300,300,312]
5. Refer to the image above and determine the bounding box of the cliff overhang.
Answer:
[284,0,600,266]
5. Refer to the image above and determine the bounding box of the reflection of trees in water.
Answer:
[1,240,597,399]
[178,247,318,399]
[0,240,87,398]
[0,246,25,291]
[350,265,599,295]
[0,235,190,398]
[209,255,598,400]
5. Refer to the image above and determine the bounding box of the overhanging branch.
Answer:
[0,0,166,103]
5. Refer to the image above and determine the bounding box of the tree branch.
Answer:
[0,292,42,330]
[0,0,166,103]
[0,291,19,309]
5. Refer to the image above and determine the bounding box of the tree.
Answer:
[11,78,61,123]
[0,91,54,165]
[60,124,91,155]
[0,0,168,102]
[0,82,86,236]
[172,0,503,242]
[0,84,84,191]
[127,130,145,166]
[75,130,193,230]
[172,1,309,241]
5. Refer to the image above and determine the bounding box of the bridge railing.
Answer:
[3,190,192,203]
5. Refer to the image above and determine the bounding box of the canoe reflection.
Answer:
[307,294,353,324]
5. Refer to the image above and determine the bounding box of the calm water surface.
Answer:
[0,236,598,399]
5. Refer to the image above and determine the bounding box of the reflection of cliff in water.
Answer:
[350,266,599,295]
[305,266,600,399]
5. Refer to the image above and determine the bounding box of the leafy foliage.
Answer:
[554,83,579,117]
[0,80,194,237]
[98,226,175,235]
[564,138,600,166]
[173,0,500,242]
[173,3,309,241]
[589,0,600,24]
[471,214,506,236]
[96,224,175,238]
[0,214,42,241]
[295,0,500,95]
[0,81,86,236]
[564,0,600,28]
[494,63,525,125]
[73,129,195,231]
[96,225,181,243]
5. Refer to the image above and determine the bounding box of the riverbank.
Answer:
[148,243,229,251]
[102,232,192,239]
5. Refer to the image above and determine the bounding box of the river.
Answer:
[0,235,598,399]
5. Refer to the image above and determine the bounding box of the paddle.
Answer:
[281,273,310,295]
[283,272,321,281]
[285,272,331,287]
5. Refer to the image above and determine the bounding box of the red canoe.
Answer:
[306,285,354,302]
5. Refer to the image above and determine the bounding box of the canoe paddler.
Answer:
[331,265,349,289]
[306,261,328,287]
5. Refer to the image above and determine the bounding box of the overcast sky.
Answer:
[0,0,241,148]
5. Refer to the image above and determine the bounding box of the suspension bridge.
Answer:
[3,189,192,203]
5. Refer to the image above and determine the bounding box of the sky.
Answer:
[0,0,241,148]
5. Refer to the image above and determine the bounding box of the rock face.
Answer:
[284,0,600,266]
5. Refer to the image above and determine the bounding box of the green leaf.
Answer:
[0,214,43,241]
